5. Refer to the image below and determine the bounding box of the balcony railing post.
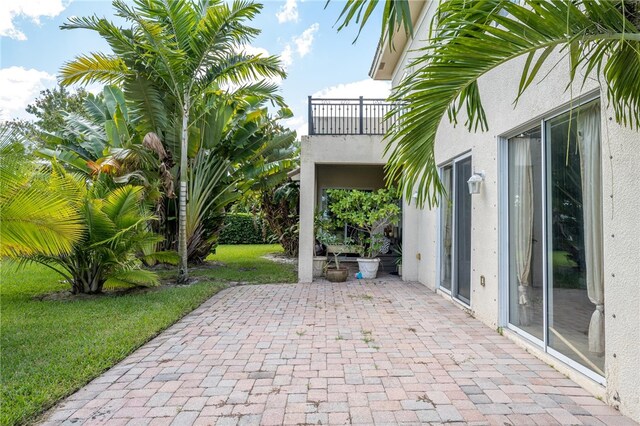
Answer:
[308,96,313,135]
[359,96,364,135]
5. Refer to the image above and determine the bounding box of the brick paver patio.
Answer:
[41,282,637,425]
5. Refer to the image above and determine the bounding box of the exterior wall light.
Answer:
[467,170,485,195]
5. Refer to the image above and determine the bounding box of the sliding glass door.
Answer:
[440,156,472,304]
[508,127,544,342]
[506,100,604,379]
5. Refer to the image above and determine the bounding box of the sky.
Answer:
[0,0,391,136]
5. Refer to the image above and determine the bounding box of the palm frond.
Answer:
[0,132,84,257]
[330,0,413,46]
[383,0,640,207]
[102,185,145,228]
[105,268,159,287]
[59,52,129,86]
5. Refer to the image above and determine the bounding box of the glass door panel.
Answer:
[508,127,544,341]
[454,157,472,303]
[546,104,604,375]
[440,166,453,291]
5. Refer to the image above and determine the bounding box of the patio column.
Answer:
[298,152,316,282]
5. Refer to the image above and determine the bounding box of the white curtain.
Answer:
[511,138,534,326]
[577,104,604,355]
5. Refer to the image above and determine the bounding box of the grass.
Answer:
[0,244,295,426]
[552,250,579,268]
[196,244,297,284]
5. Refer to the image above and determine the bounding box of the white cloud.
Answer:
[0,67,57,121]
[294,23,319,58]
[282,116,307,137]
[0,0,69,40]
[276,0,298,24]
[312,79,391,99]
[280,44,293,68]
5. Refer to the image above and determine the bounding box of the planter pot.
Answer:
[397,264,402,276]
[313,256,327,278]
[325,267,349,282]
[357,258,380,279]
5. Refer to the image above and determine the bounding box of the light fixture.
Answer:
[467,170,485,195]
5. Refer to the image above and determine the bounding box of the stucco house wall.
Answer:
[384,2,640,421]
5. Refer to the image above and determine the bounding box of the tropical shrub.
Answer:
[259,181,299,256]
[327,187,401,258]
[218,214,270,245]
[23,172,162,294]
[59,0,287,282]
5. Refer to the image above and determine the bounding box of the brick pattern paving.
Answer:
[41,282,637,426]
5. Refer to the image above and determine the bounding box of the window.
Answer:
[506,100,604,379]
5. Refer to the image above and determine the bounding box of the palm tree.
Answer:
[59,0,286,282]
[333,0,640,207]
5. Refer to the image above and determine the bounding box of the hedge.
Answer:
[218,213,274,244]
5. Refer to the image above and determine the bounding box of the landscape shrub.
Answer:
[219,213,274,244]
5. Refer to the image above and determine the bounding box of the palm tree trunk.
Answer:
[177,94,190,283]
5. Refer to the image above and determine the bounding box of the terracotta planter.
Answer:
[325,267,349,282]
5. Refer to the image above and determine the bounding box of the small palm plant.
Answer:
[22,171,163,294]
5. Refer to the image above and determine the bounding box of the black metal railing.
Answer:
[308,96,394,135]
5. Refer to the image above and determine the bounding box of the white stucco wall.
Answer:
[387,2,640,420]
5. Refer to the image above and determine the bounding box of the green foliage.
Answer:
[37,86,171,202]
[327,187,400,258]
[259,180,300,256]
[0,126,83,257]
[185,152,236,262]
[59,0,289,282]
[0,261,225,426]
[332,0,640,208]
[22,171,162,294]
[4,85,91,141]
[218,214,271,245]
[26,85,91,133]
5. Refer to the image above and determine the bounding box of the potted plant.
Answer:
[316,229,353,282]
[392,245,402,276]
[327,187,401,279]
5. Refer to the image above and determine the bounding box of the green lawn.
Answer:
[0,244,295,426]
[203,244,297,283]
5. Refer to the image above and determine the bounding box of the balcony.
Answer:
[308,96,393,136]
